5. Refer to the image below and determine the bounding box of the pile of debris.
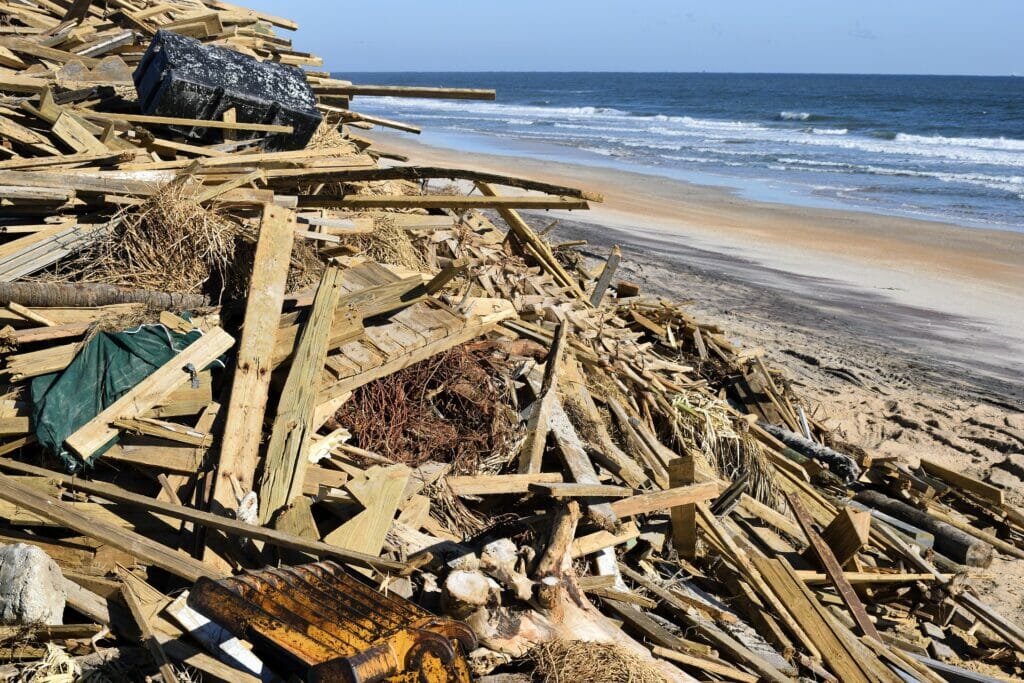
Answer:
[0,2,1021,682]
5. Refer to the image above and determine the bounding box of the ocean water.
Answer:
[341,72,1024,232]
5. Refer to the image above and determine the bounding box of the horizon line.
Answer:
[331,69,1020,78]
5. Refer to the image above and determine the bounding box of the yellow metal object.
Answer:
[189,561,475,682]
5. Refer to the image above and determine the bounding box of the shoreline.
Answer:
[369,129,1024,403]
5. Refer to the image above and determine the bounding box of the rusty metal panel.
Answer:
[189,560,476,682]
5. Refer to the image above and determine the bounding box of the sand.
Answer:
[370,129,1024,618]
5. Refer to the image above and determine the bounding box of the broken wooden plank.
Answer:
[258,267,344,523]
[65,328,234,461]
[212,204,295,518]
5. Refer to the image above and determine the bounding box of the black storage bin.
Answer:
[133,30,322,151]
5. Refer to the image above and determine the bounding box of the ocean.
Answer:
[341,72,1024,232]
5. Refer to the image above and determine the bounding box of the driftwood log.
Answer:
[854,490,993,567]
[0,283,207,310]
[760,422,861,483]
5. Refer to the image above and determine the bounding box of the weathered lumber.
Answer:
[296,166,601,201]
[669,455,698,559]
[0,474,216,582]
[120,575,181,683]
[518,323,568,473]
[803,507,871,568]
[854,490,993,567]
[315,84,495,100]
[211,204,296,519]
[448,473,564,496]
[65,327,234,461]
[258,267,344,523]
[619,564,791,683]
[0,458,408,574]
[589,245,621,306]
[476,182,590,302]
[300,194,589,210]
[786,492,881,641]
[75,110,295,134]
[608,482,719,518]
[919,459,1004,506]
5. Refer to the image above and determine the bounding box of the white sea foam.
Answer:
[811,128,848,135]
[894,133,1024,151]
[779,111,812,120]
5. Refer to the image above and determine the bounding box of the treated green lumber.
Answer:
[298,194,589,210]
[293,166,602,202]
[0,457,408,574]
[314,84,495,100]
[608,482,720,518]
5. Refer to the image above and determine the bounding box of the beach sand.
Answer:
[369,129,1024,616]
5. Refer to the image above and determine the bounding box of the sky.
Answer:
[243,1,1023,76]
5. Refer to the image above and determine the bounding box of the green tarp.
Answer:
[30,323,217,472]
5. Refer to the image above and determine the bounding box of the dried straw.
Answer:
[527,641,670,683]
[11,644,82,683]
[344,213,426,272]
[672,391,782,508]
[60,178,248,296]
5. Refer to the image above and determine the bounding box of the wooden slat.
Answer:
[258,267,344,523]
[65,328,234,460]
[212,205,295,517]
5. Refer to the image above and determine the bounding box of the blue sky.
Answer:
[244,1,1023,75]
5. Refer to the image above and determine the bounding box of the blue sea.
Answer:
[341,73,1024,232]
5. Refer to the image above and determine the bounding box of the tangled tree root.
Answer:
[330,342,518,474]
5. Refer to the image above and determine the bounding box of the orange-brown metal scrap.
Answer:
[189,561,476,682]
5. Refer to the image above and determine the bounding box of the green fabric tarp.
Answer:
[30,323,219,472]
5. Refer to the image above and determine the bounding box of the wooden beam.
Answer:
[0,458,408,574]
[291,166,601,202]
[669,455,697,559]
[804,507,871,568]
[920,459,1004,506]
[528,482,631,498]
[120,574,181,683]
[518,323,568,473]
[211,205,295,517]
[65,328,234,461]
[589,245,621,306]
[258,267,344,523]
[786,492,881,642]
[608,482,720,518]
[316,84,495,100]
[75,110,294,134]
[0,474,215,582]
[300,194,589,210]
[448,473,564,496]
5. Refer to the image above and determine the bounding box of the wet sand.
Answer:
[370,131,1024,404]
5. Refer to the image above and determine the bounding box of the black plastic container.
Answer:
[133,30,321,151]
